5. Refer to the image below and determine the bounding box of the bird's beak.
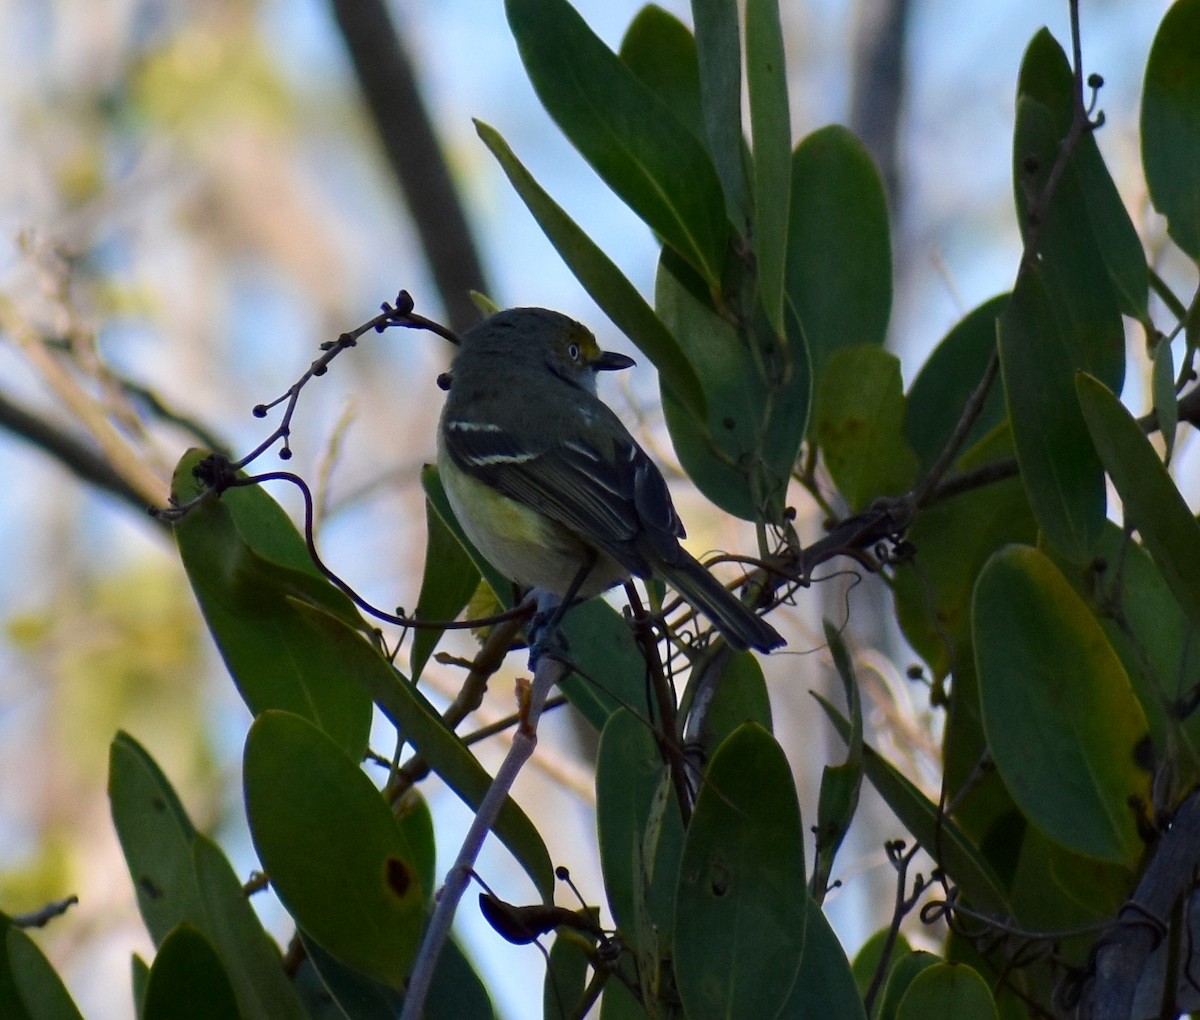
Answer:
[595,350,636,372]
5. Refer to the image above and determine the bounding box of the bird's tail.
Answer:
[658,554,784,653]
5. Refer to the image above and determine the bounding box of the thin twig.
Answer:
[12,895,79,929]
[399,655,568,1020]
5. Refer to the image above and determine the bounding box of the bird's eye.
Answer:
[567,343,581,361]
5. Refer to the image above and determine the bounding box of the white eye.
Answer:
[567,343,581,361]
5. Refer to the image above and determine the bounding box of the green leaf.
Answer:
[243,711,426,989]
[779,896,867,1018]
[746,0,791,337]
[877,951,941,1020]
[893,425,1036,679]
[301,602,555,899]
[130,955,149,1018]
[172,451,372,760]
[852,929,912,1004]
[1152,339,1178,464]
[595,708,684,950]
[108,732,201,946]
[674,723,806,1020]
[816,697,1011,916]
[895,963,997,1020]
[557,598,654,730]
[686,649,773,758]
[972,545,1149,863]
[811,622,864,904]
[475,121,706,418]
[1087,523,1200,777]
[5,926,84,1020]
[1142,0,1200,261]
[191,835,308,1020]
[1077,372,1200,634]
[296,932,402,1019]
[903,295,1008,473]
[426,936,495,1020]
[410,495,481,680]
[787,126,892,378]
[1018,30,1149,321]
[143,924,240,1020]
[691,0,750,226]
[619,6,704,142]
[659,250,809,521]
[544,928,593,1020]
[814,345,919,510]
[997,263,1107,562]
[507,0,731,285]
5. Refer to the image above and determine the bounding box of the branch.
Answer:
[0,389,169,529]
[1080,788,1200,1019]
[328,0,490,332]
[399,654,568,1020]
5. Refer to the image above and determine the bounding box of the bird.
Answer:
[436,306,784,654]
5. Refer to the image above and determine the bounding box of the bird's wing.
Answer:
[442,418,684,577]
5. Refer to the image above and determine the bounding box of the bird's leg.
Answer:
[527,552,596,669]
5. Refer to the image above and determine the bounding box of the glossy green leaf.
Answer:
[1018,30,1149,321]
[475,121,706,418]
[1077,372,1200,634]
[746,0,791,337]
[893,425,1035,678]
[108,732,202,946]
[619,6,703,142]
[596,708,684,949]
[297,932,402,1020]
[1142,0,1200,261]
[895,963,997,1020]
[685,649,773,759]
[143,924,240,1020]
[691,0,749,226]
[5,926,84,1020]
[130,955,149,1018]
[659,250,809,521]
[1152,339,1178,464]
[675,723,806,1020]
[544,928,593,1020]
[852,929,912,1004]
[1087,523,1200,775]
[997,263,1106,562]
[787,126,892,377]
[507,0,731,285]
[410,495,480,680]
[392,789,437,918]
[779,896,867,1018]
[426,936,496,1020]
[557,598,651,730]
[244,711,426,989]
[973,545,1149,863]
[816,697,1011,915]
[903,295,1008,473]
[814,345,918,510]
[300,602,555,899]
[812,622,864,904]
[877,951,941,1020]
[191,835,307,1020]
[172,451,372,760]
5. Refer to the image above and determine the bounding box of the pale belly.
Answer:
[436,446,628,599]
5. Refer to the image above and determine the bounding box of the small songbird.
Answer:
[436,307,784,653]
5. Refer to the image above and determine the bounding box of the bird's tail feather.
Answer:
[658,555,784,653]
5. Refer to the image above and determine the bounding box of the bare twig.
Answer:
[12,895,79,929]
[399,654,568,1020]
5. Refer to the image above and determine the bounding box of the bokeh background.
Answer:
[0,1,1178,1017]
